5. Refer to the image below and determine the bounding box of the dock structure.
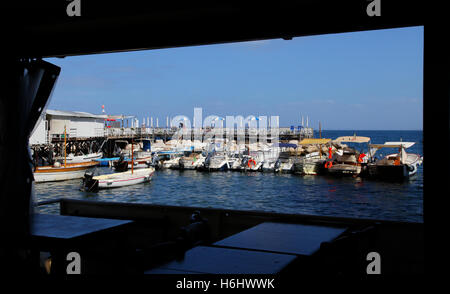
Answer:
[32,126,314,158]
[44,127,313,143]
[29,109,315,157]
[103,127,314,142]
[31,109,314,145]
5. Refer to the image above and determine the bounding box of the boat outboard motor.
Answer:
[178,160,185,170]
[114,154,128,172]
[81,171,99,192]
[151,155,161,170]
[274,159,281,171]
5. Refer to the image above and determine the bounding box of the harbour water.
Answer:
[34,130,423,223]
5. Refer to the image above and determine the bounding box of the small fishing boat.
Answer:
[57,152,103,164]
[112,155,152,172]
[34,126,99,182]
[274,156,295,173]
[241,155,263,171]
[34,161,99,183]
[367,142,423,181]
[95,157,121,167]
[228,153,243,171]
[293,138,331,175]
[261,149,280,172]
[326,136,371,177]
[261,159,277,172]
[82,137,155,191]
[82,167,155,192]
[161,154,182,169]
[293,151,325,175]
[179,153,206,170]
[204,152,230,171]
[271,143,297,173]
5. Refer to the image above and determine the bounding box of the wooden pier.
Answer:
[32,127,314,158]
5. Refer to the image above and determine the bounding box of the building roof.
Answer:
[46,109,107,119]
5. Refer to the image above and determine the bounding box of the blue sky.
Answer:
[45,26,423,130]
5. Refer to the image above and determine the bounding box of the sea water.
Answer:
[34,130,423,223]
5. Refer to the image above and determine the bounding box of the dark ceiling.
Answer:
[9,1,423,58]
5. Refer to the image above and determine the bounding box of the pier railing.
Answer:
[42,126,314,144]
[105,127,314,138]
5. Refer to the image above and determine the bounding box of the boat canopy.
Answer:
[333,136,371,143]
[272,143,297,148]
[369,142,415,149]
[299,138,331,145]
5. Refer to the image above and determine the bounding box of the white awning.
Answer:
[369,142,415,149]
[333,136,371,143]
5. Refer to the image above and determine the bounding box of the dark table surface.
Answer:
[31,213,132,240]
[145,246,297,274]
[214,222,348,256]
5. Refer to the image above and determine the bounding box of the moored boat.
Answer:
[293,138,331,175]
[293,151,326,175]
[271,143,297,173]
[82,167,155,192]
[56,152,103,164]
[228,153,243,171]
[112,154,153,172]
[161,154,182,169]
[367,142,423,181]
[34,125,100,182]
[240,155,263,171]
[325,136,371,177]
[179,152,206,170]
[34,161,99,183]
[204,152,230,171]
[274,156,295,173]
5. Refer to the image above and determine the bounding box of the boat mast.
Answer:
[131,136,134,174]
[319,121,322,139]
[64,125,67,168]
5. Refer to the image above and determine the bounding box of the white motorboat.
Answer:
[161,154,182,169]
[367,142,423,180]
[274,156,295,173]
[82,167,155,191]
[261,149,280,172]
[269,143,298,173]
[204,152,230,171]
[179,153,206,170]
[262,159,277,172]
[34,161,99,183]
[240,155,263,171]
[228,153,243,171]
[56,152,103,164]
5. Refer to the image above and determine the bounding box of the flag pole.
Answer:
[64,125,67,168]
